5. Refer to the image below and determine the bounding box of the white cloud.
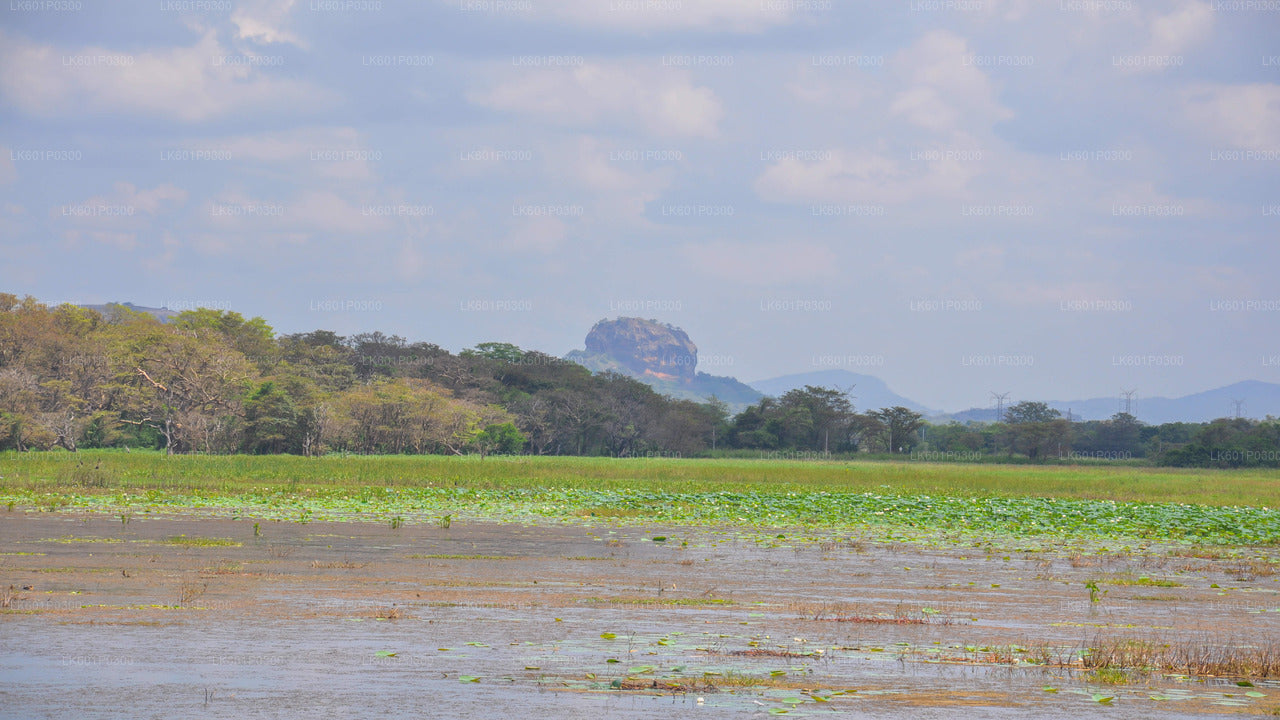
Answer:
[1145,1,1213,57]
[786,67,873,110]
[680,240,837,285]
[0,29,328,122]
[1184,83,1280,149]
[63,181,187,217]
[565,136,675,222]
[122,183,189,215]
[519,0,798,33]
[755,146,982,206]
[55,182,187,250]
[786,31,1012,136]
[232,0,304,47]
[506,216,568,254]
[470,62,723,138]
[206,189,388,238]
[190,127,380,182]
[889,30,1013,134]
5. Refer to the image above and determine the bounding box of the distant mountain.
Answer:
[749,370,937,415]
[943,380,1280,425]
[566,317,762,408]
[1047,381,1280,424]
[944,407,1002,424]
[78,302,177,323]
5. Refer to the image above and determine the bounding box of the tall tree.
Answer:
[1004,401,1068,459]
[866,406,925,453]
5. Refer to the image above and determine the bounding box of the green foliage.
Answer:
[865,406,926,454]
[1158,417,1280,468]
[476,422,526,456]
[1084,580,1105,603]
[462,342,525,364]
[242,381,299,454]
[0,294,1276,465]
[2,452,1279,545]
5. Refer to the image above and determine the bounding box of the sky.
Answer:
[1,0,1278,412]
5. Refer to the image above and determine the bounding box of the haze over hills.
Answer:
[77,302,177,323]
[945,381,1280,424]
[748,370,938,416]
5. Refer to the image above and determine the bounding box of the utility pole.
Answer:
[1120,389,1136,416]
[990,391,1009,456]
[990,391,1009,423]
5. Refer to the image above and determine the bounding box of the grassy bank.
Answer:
[1,450,1277,545]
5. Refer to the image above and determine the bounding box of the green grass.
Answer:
[3,449,1278,504]
[1,450,1279,545]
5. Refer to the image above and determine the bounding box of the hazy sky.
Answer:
[2,0,1278,411]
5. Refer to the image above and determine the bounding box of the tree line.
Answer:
[0,295,1275,466]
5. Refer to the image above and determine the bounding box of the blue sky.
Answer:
[1,0,1278,411]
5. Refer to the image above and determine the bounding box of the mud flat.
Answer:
[2,510,1279,718]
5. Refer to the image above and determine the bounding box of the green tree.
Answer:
[105,322,255,454]
[462,342,526,364]
[242,381,299,454]
[173,309,275,365]
[476,421,526,457]
[866,406,925,453]
[1004,401,1068,459]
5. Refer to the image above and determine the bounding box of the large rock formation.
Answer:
[581,317,697,383]
[566,317,762,409]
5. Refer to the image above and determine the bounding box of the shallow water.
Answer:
[2,511,1277,718]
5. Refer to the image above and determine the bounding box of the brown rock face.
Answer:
[583,317,697,383]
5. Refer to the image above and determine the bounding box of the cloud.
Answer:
[511,0,800,33]
[1144,1,1213,57]
[889,30,1013,134]
[232,0,304,47]
[754,146,983,206]
[0,29,328,122]
[63,181,187,217]
[470,61,723,138]
[680,240,838,285]
[505,215,568,254]
[205,189,388,238]
[564,136,675,222]
[189,127,381,182]
[786,67,874,110]
[54,182,188,250]
[1183,83,1280,149]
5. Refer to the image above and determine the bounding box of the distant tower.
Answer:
[1233,398,1246,419]
[990,391,1010,422]
[1120,389,1136,415]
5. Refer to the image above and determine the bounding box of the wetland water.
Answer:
[1,511,1277,718]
